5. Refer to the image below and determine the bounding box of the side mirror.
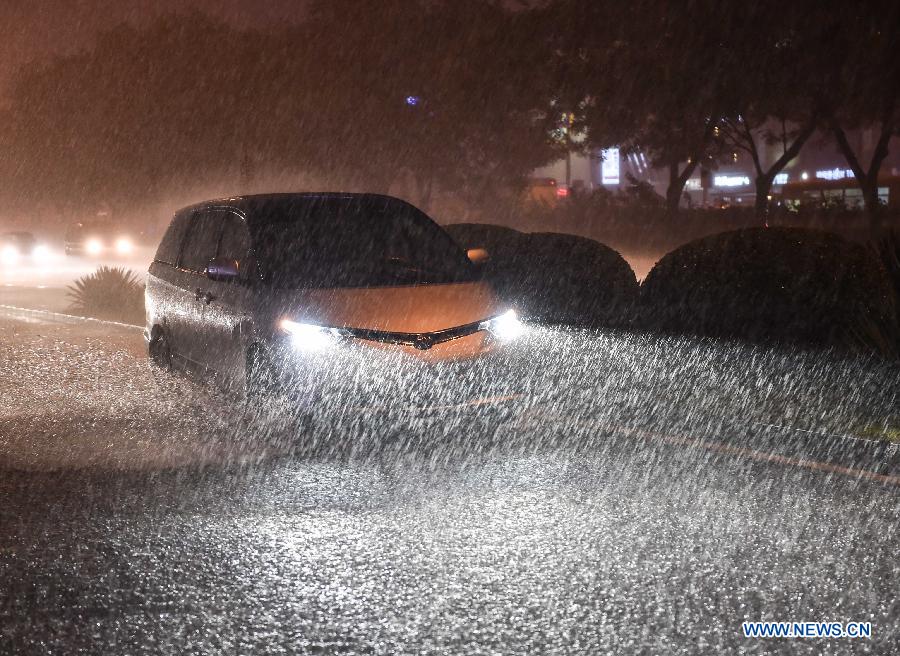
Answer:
[206,257,240,281]
[467,248,490,264]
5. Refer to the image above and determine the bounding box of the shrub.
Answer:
[445,223,639,328]
[639,228,898,355]
[67,266,145,324]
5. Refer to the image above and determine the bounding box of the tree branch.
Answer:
[739,118,763,177]
[867,100,895,180]
[829,120,867,182]
[763,118,816,181]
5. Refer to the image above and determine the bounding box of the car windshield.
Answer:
[250,197,477,288]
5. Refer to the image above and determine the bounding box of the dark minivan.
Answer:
[145,193,522,398]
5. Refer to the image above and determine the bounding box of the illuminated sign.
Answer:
[601,147,620,185]
[685,178,701,191]
[774,173,788,185]
[714,175,750,187]
[816,168,854,181]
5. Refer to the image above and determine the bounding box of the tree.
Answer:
[2,14,271,217]
[297,0,558,214]
[714,0,821,219]
[814,1,900,233]
[1,4,558,222]
[718,115,816,219]
[548,0,734,214]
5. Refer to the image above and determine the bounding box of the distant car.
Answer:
[64,221,135,256]
[0,231,51,264]
[144,193,523,399]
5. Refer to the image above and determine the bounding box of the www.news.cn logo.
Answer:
[742,621,872,639]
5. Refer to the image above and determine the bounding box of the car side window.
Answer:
[217,214,251,262]
[154,211,191,266]
[179,211,222,272]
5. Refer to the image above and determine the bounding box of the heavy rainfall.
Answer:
[1,1,899,654]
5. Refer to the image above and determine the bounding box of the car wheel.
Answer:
[148,329,173,370]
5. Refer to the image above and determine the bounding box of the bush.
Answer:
[639,228,898,355]
[445,223,639,327]
[67,266,145,324]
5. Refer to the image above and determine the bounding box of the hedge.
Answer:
[639,227,898,355]
[445,223,639,327]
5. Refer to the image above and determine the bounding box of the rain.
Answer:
[1,1,899,654]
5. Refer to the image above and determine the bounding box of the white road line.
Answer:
[512,408,898,486]
[0,304,143,331]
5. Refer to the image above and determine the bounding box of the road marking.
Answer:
[510,407,898,486]
[751,421,876,446]
[614,425,900,487]
[0,304,143,331]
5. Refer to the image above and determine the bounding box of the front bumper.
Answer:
[267,328,524,414]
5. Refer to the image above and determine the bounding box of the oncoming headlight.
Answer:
[480,309,524,342]
[85,238,103,255]
[0,244,19,265]
[115,237,133,255]
[279,319,346,352]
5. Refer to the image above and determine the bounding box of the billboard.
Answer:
[713,174,750,187]
[601,148,620,185]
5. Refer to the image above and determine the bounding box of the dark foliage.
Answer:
[67,266,145,324]
[874,228,900,316]
[0,3,557,220]
[640,228,898,356]
[445,223,639,327]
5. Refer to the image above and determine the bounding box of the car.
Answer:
[144,193,523,403]
[0,231,52,264]
[64,221,135,256]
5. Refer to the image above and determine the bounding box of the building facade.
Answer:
[532,127,900,209]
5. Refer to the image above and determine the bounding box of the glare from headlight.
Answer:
[0,245,19,265]
[85,238,103,255]
[481,309,524,342]
[115,237,133,255]
[32,244,52,260]
[279,319,344,352]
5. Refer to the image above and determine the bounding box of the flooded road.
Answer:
[1,313,898,654]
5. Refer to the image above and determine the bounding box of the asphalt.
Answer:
[1,301,899,654]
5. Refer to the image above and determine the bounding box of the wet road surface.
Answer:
[1,313,899,654]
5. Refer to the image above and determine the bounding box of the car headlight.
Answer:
[115,237,133,255]
[85,238,103,255]
[0,244,19,265]
[279,319,347,352]
[480,309,524,342]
